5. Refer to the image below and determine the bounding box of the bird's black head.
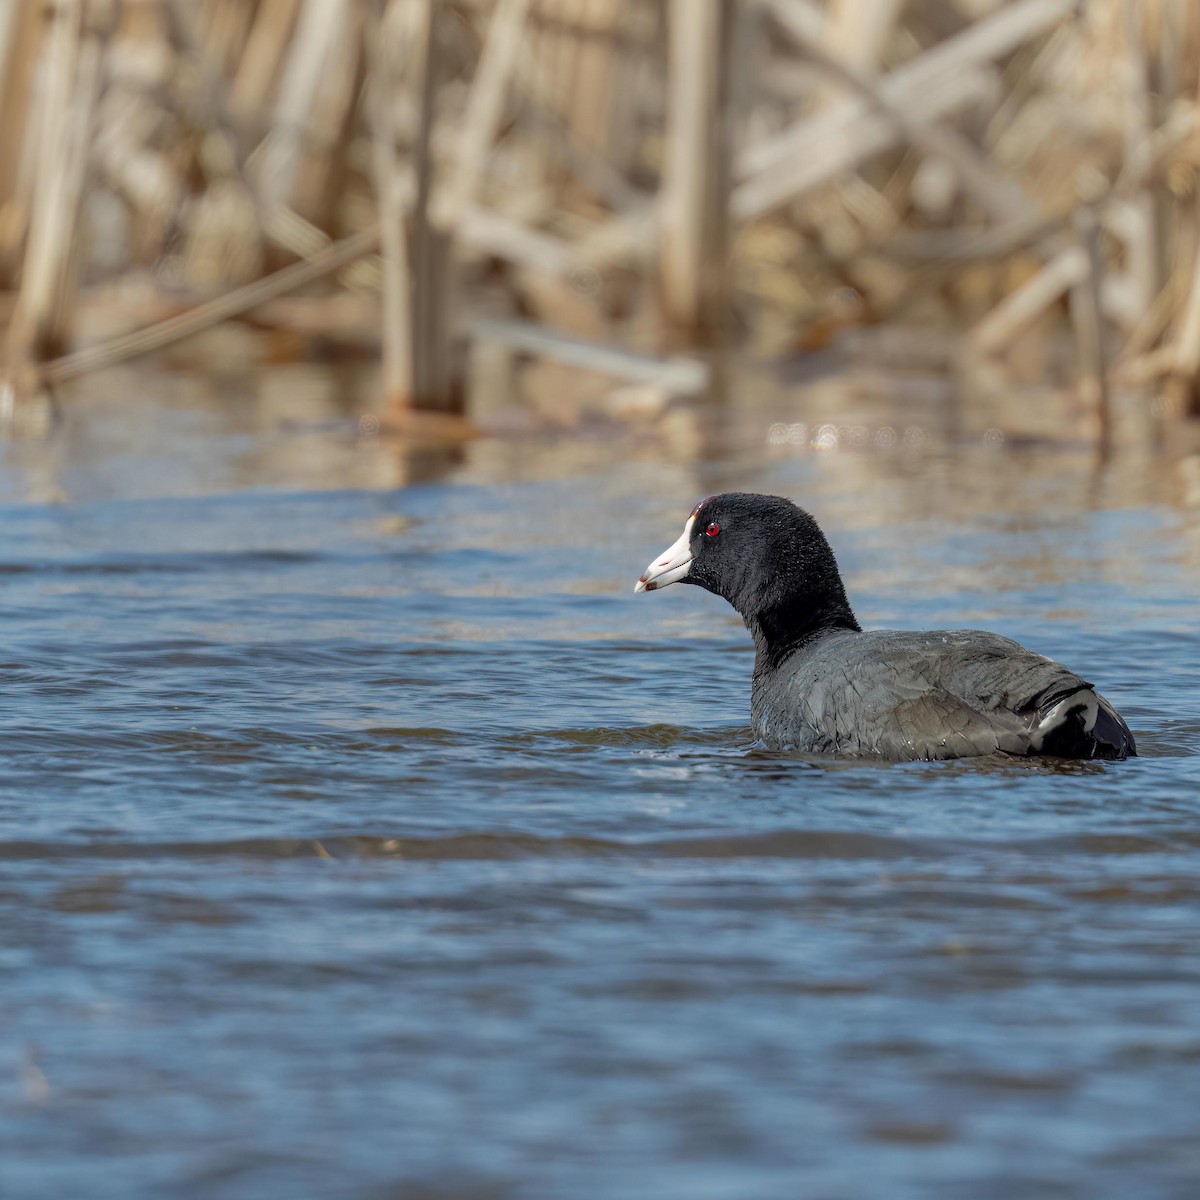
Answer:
[635,493,860,662]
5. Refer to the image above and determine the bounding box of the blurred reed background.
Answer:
[1,0,1199,434]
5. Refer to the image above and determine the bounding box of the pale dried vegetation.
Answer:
[1,0,1199,432]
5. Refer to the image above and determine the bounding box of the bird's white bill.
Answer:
[634,516,694,592]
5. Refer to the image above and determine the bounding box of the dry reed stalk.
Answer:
[735,0,1074,220]
[366,0,415,407]
[184,181,264,289]
[471,316,709,394]
[535,0,586,189]
[966,247,1086,356]
[365,0,456,410]
[162,0,263,286]
[765,0,1042,228]
[1166,241,1200,411]
[163,0,248,171]
[602,0,658,179]
[566,0,622,157]
[1115,268,1180,368]
[823,0,905,74]
[1120,0,1162,315]
[0,0,25,101]
[407,0,458,410]
[93,86,179,229]
[510,39,645,211]
[6,0,111,369]
[660,0,733,339]
[253,0,347,215]
[1069,206,1111,449]
[90,15,185,265]
[1146,0,1200,410]
[0,0,1195,439]
[169,0,368,287]
[0,0,44,282]
[834,174,902,244]
[566,205,657,270]
[524,0,558,186]
[739,68,1002,221]
[199,0,254,78]
[229,0,300,123]
[541,0,643,200]
[290,2,363,223]
[42,225,382,384]
[457,207,575,275]
[439,0,532,229]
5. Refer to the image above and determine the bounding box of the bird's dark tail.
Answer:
[1035,686,1135,760]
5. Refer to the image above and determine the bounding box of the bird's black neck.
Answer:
[695,498,861,672]
[745,593,861,674]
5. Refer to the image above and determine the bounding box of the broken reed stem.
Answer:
[41,226,382,385]
[766,0,1042,228]
[735,0,1076,219]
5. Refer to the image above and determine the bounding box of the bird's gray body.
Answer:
[637,493,1135,763]
[751,628,1134,761]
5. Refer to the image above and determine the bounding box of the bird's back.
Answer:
[751,629,1135,761]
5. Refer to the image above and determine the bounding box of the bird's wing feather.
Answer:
[757,630,1105,759]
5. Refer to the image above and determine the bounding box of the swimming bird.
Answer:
[634,493,1135,761]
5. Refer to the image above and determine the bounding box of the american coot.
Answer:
[635,493,1135,761]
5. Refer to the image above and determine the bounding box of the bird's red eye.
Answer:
[706,522,720,537]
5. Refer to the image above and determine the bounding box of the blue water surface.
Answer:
[1,366,1199,1199]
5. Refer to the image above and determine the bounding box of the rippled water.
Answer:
[3,362,1200,1198]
